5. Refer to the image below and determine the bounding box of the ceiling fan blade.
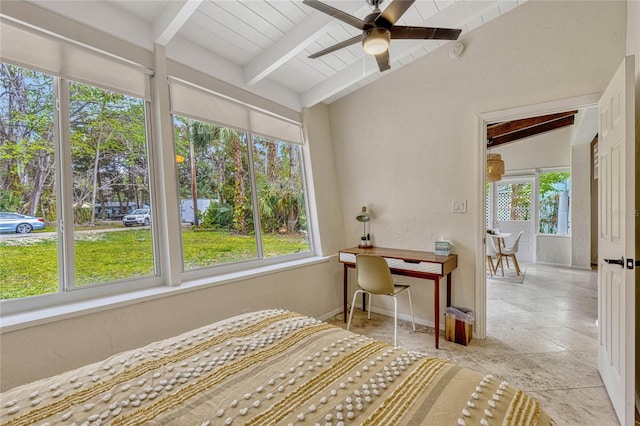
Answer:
[391,26,462,40]
[375,50,390,72]
[376,0,415,27]
[302,0,367,30]
[308,35,363,59]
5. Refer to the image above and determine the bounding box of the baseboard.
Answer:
[318,307,343,322]
[535,260,572,268]
[570,264,594,270]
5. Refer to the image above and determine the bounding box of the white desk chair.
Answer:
[346,254,416,346]
[501,231,524,275]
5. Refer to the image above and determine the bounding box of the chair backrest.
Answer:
[356,254,395,295]
[486,235,499,256]
[509,231,525,251]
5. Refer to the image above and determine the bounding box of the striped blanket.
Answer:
[0,309,552,425]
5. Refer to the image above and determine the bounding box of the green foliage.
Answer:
[539,172,570,197]
[0,190,22,212]
[0,229,309,299]
[0,64,55,215]
[201,201,233,229]
[539,172,570,234]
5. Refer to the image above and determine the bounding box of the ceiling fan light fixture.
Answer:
[362,28,390,55]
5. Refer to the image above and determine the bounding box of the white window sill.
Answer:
[0,256,331,334]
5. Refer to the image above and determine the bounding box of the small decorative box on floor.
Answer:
[445,306,474,345]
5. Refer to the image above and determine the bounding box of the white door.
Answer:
[597,56,635,425]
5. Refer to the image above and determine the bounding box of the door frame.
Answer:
[474,93,600,339]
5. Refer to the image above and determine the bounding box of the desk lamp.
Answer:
[356,206,371,247]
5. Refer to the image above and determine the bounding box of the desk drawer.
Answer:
[339,253,442,275]
[386,258,442,275]
[339,253,357,263]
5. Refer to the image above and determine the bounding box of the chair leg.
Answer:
[406,289,416,331]
[393,296,398,347]
[487,256,495,276]
[511,254,521,275]
[347,290,363,332]
[497,255,504,276]
[367,292,372,320]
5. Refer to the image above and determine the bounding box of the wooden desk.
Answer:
[338,247,458,349]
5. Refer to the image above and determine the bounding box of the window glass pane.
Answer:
[69,81,154,286]
[174,116,257,270]
[539,172,571,234]
[252,136,310,257]
[496,182,531,221]
[0,63,57,299]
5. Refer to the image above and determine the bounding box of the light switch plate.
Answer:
[452,200,467,213]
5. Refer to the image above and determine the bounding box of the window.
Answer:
[496,182,531,221]
[173,116,311,271]
[0,64,57,299]
[69,81,154,286]
[1,62,155,300]
[539,171,570,234]
[252,135,310,258]
[0,22,314,307]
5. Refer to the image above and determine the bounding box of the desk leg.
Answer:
[434,276,440,349]
[343,264,348,322]
[446,273,452,307]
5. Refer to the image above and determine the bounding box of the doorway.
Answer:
[474,94,600,339]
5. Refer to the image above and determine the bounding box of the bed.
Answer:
[0,309,552,425]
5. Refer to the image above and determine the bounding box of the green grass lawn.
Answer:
[0,229,309,300]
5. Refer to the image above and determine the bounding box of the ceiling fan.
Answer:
[303,0,462,72]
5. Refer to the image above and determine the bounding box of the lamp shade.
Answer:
[355,206,370,222]
[362,28,390,55]
[487,153,505,182]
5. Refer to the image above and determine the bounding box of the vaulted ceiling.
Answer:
[20,0,528,111]
[487,110,578,148]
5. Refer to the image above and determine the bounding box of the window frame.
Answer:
[171,115,314,282]
[0,64,317,316]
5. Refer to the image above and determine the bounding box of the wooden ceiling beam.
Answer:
[487,110,578,139]
[487,115,575,148]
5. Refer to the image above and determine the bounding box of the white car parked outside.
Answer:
[122,209,151,227]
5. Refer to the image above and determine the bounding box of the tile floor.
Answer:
[326,263,621,426]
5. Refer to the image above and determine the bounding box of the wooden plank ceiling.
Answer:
[487,110,577,148]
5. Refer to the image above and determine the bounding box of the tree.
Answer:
[222,128,249,234]
[189,121,219,226]
[0,64,55,217]
[69,82,147,225]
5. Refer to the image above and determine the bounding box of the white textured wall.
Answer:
[324,1,626,323]
[571,143,592,269]
[536,235,571,266]
[491,127,571,173]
